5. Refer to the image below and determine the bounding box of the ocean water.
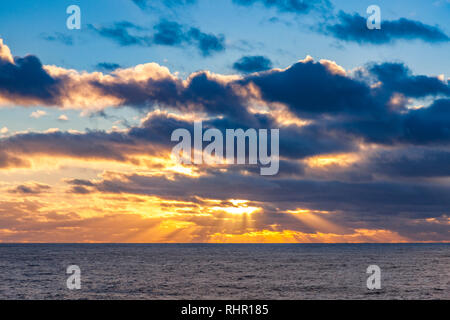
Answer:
[0,244,448,300]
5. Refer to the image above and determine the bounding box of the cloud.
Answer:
[324,12,450,44]
[132,0,196,11]
[0,39,14,64]
[1,38,449,152]
[368,62,450,98]
[58,114,69,121]
[1,38,449,155]
[330,98,450,146]
[186,27,225,56]
[30,110,47,118]
[90,20,225,56]
[96,62,122,71]
[0,152,29,169]
[40,32,74,46]
[365,147,450,178]
[233,55,273,73]
[74,169,450,239]
[0,127,7,134]
[233,0,331,14]
[243,57,378,117]
[0,52,60,106]
[8,182,51,195]
[153,20,186,46]
[89,21,151,46]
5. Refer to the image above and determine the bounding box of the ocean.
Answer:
[0,244,448,299]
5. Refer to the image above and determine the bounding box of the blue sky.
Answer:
[0,0,448,133]
[0,0,448,74]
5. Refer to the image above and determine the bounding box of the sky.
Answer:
[0,0,449,243]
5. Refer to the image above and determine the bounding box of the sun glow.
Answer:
[211,199,261,215]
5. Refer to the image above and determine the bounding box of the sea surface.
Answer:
[0,244,448,299]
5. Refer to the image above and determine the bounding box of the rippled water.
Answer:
[0,244,448,299]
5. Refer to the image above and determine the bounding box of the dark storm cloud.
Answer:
[233,55,273,73]
[1,41,449,151]
[2,44,449,151]
[90,71,254,123]
[90,20,225,56]
[365,147,450,178]
[0,54,60,104]
[369,62,450,98]
[233,0,331,14]
[324,12,449,44]
[240,60,450,146]
[243,58,381,117]
[331,99,450,146]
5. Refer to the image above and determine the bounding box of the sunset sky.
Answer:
[0,0,449,243]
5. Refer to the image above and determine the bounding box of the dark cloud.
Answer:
[68,186,92,194]
[40,32,74,46]
[89,21,151,46]
[369,62,450,98]
[1,42,449,152]
[90,20,225,56]
[0,54,60,104]
[0,152,29,169]
[91,71,254,123]
[366,147,450,178]
[233,0,331,14]
[8,183,51,195]
[244,58,380,117]
[187,27,225,56]
[332,99,450,146]
[66,179,96,187]
[0,130,137,162]
[233,55,273,73]
[241,60,450,147]
[153,20,186,46]
[152,20,225,56]
[324,12,449,44]
[96,62,121,71]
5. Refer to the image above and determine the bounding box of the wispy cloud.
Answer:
[30,110,47,118]
[40,32,74,46]
[89,20,225,56]
[232,0,331,14]
[233,55,273,73]
[58,114,69,121]
[323,11,449,44]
